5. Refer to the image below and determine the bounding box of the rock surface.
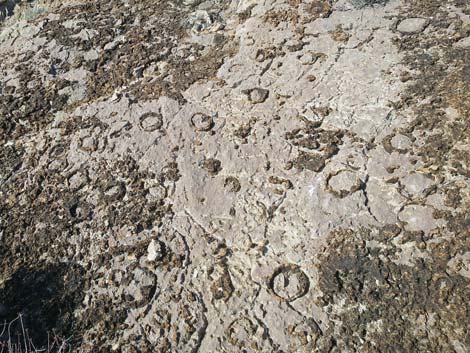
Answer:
[397,17,427,33]
[0,0,469,352]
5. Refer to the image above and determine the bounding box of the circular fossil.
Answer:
[199,158,221,175]
[270,265,310,301]
[190,112,214,132]
[227,317,256,347]
[146,184,167,202]
[47,149,68,171]
[66,199,91,221]
[224,176,241,192]
[139,111,163,132]
[140,289,206,351]
[289,319,322,349]
[243,88,269,104]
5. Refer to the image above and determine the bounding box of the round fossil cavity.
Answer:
[190,112,214,132]
[146,185,167,202]
[270,265,309,301]
[139,111,163,132]
[228,317,256,347]
[327,170,364,198]
[255,49,268,62]
[243,88,269,104]
[224,176,241,192]
[290,319,321,348]
[200,158,222,175]
[67,199,91,220]
[299,52,317,65]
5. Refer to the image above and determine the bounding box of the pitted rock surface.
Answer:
[0,0,469,352]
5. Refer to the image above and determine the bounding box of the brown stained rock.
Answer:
[305,0,332,20]
[255,46,284,62]
[443,187,462,208]
[293,152,326,172]
[268,176,293,195]
[306,74,317,81]
[268,176,293,189]
[162,162,181,182]
[294,137,320,150]
[286,120,343,173]
[330,24,350,42]
[200,158,222,175]
[264,8,299,27]
[210,269,234,301]
[233,119,254,140]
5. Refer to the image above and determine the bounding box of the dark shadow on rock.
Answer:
[0,263,86,348]
[0,0,20,21]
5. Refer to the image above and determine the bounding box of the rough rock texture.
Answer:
[0,0,468,352]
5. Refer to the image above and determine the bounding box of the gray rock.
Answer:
[147,240,163,262]
[391,134,412,150]
[243,88,269,104]
[397,17,427,34]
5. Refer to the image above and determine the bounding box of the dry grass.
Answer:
[0,315,71,353]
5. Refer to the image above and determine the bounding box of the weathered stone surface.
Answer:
[397,17,427,34]
[0,0,468,352]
